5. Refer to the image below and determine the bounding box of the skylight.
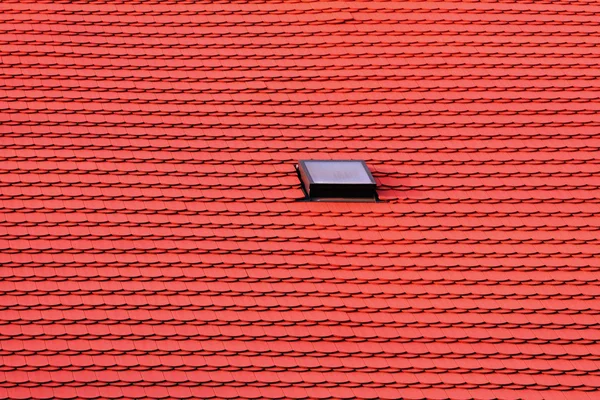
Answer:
[297,160,377,201]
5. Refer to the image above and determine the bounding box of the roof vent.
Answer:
[297,160,377,201]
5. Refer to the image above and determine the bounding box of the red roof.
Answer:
[1,1,600,399]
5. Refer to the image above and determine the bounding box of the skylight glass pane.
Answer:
[303,160,374,184]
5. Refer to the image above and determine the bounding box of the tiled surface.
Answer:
[1,0,600,399]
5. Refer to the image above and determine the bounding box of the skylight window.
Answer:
[297,160,377,201]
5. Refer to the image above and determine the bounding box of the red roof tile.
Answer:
[2,0,600,398]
